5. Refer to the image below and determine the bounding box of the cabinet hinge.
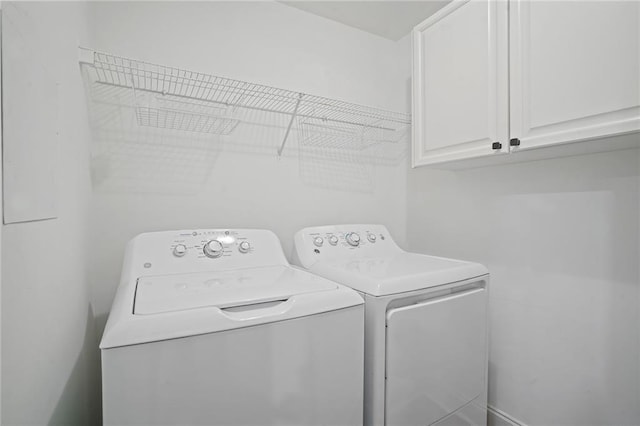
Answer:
[492,142,502,150]
[509,138,521,147]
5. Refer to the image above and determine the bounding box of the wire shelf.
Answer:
[297,117,408,151]
[135,107,239,134]
[135,96,240,135]
[81,48,411,154]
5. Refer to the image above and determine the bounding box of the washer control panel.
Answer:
[128,229,288,276]
[293,224,400,268]
[168,229,256,260]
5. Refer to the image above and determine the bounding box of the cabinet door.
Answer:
[510,0,640,151]
[412,0,509,167]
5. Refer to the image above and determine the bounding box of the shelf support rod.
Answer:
[277,93,303,157]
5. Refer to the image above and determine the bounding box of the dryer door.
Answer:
[385,287,487,425]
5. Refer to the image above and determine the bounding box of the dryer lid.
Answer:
[134,265,337,315]
[310,252,488,296]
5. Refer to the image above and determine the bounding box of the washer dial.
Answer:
[313,237,324,247]
[328,235,339,246]
[367,233,377,243]
[345,232,361,247]
[203,240,224,258]
[173,244,188,257]
[238,241,251,254]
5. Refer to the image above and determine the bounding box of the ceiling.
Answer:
[281,1,450,41]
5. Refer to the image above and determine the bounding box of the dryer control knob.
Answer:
[173,244,188,257]
[328,235,339,246]
[313,237,324,247]
[345,232,361,246]
[238,241,251,254]
[203,240,224,258]
[367,233,377,243]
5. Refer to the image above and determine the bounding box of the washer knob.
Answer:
[203,240,224,258]
[345,232,361,247]
[173,244,188,257]
[313,237,324,247]
[367,233,377,243]
[328,235,339,246]
[238,241,251,254]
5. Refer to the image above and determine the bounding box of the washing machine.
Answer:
[100,228,364,426]
[293,224,489,426]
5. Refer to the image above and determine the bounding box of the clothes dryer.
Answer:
[293,224,489,426]
[101,228,364,426]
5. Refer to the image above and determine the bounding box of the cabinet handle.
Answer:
[492,142,502,150]
[510,138,521,146]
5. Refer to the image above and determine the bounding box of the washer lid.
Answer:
[134,265,337,315]
[101,265,362,349]
[311,252,488,296]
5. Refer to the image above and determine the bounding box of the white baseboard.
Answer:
[488,405,526,426]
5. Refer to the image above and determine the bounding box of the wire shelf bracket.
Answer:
[278,93,303,156]
[79,48,411,156]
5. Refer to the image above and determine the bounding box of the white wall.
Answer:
[0,6,4,422]
[1,2,100,425]
[407,145,640,425]
[86,1,411,318]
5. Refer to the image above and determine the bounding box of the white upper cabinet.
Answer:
[510,0,640,151]
[413,0,640,167]
[412,0,509,167]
